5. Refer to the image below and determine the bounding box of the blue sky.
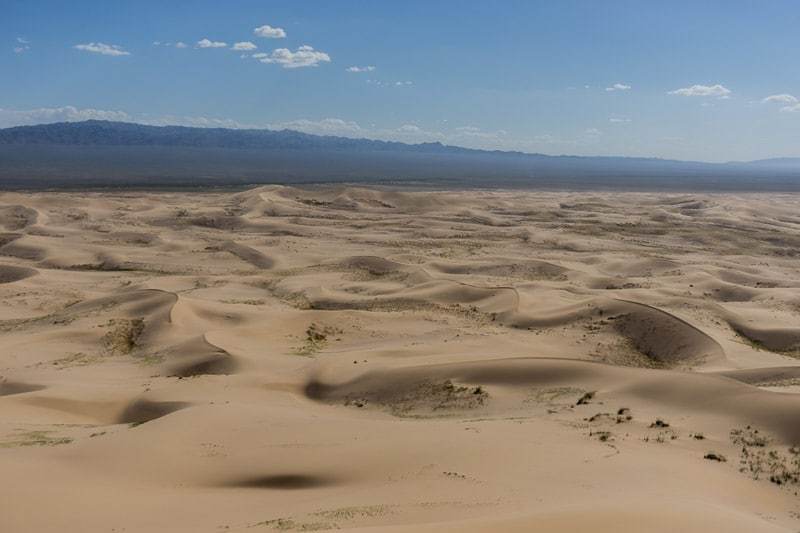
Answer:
[2,0,800,161]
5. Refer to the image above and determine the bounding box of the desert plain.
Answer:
[1,185,800,532]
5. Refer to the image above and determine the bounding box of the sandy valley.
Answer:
[1,185,800,532]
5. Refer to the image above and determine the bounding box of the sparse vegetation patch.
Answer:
[0,430,73,448]
[102,318,145,354]
[293,323,343,356]
[731,426,800,486]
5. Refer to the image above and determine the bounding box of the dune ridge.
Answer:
[1,186,800,532]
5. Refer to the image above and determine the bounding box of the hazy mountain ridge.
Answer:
[740,157,800,168]
[0,120,693,162]
[0,120,475,154]
[0,121,798,190]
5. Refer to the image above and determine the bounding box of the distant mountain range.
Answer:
[0,120,798,190]
[0,120,471,153]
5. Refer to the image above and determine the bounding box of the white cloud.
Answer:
[452,126,507,141]
[232,41,257,51]
[264,119,468,145]
[584,128,602,136]
[73,42,131,56]
[254,25,286,39]
[605,83,631,92]
[668,84,731,97]
[141,114,253,128]
[762,94,798,104]
[265,118,444,143]
[454,126,481,133]
[256,45,331,68]
[366,79,413,87]
[14,37,30,53]
[609,117,631,123]
[153,41,186,48]
[0,106,132,128]
[196,38,227,49]
[388,124,446,142]
[761,94,800,112]
[346,65,376,73]
[397,124,422,133]
[270,118,363,135]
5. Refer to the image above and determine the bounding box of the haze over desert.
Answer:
[1,186,800,532]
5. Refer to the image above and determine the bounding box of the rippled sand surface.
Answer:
[2,186,800,532]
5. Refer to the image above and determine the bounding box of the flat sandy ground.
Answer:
[1,186,800,532]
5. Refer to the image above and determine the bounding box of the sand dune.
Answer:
[0,204,38,230]
[116,399,190,425]
[307,356,800,440]
[727,316,800,354]
[608,299,725,366]
[427,258,568,280]
[1,186,800,532]
[0,380,44,396]
[0,263,37,283]
[0,238,47,261]
[718,365,800,385]
[218,240,275,269]
[160,335,239,377]
[372,502,790,533]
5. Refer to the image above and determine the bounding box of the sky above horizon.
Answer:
[2,0,800,162]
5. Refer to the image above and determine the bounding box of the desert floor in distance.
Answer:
[2,185,800,532]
